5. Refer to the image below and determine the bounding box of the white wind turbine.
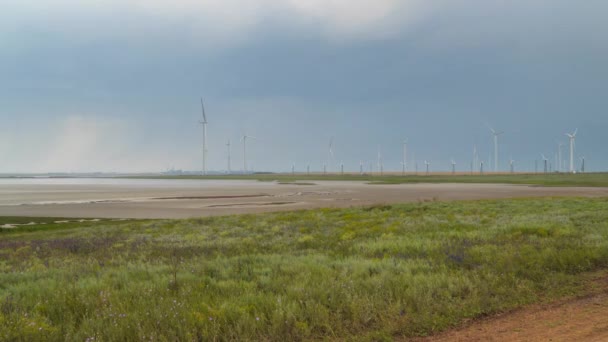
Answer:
[402,139,408,175]
[424,160,430,175]
[556,142,564,173]
[327,137,335,173]
[241,134,257,173]
[199,98,208,176]
[489,126,504,172]
[451,158,456,175]
[541,154,549,173]
[565,129,577,173]
[226,140,231,174]
[509,157,515,174]
[377,146,383,176]
[473,145,479,173]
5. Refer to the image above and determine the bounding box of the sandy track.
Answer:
[416,272,608,342]
[0,179,607,219]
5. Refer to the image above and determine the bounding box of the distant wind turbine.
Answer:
[541,154,549,174]
[451,158,456,175]
[425,160,430,175]
[327,137,335,172]
[377,146,382,176]
[199,98,208,176]
[489,126,504,172]
[226,140,231,174]
[565,129,577,173]
[557,142,564,173]
[241,134,257,173]
[402,139,408,175]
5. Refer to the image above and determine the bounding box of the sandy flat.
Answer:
[0,179,607,219]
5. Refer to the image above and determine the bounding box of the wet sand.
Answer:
[0,179,607,219]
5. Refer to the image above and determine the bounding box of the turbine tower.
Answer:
[402,139,408,175]
[199,98,208,176]
[424,160,430,175]
[541,154,548,174]
[226,139,231,174]
[509,157,515,174]
[241,135,257,173]
[327,137,335,173]
[451,158,456,175]
[377,146,383,176]
[489,126,504,172]
[557,142,564,173]
[565,129,577,173]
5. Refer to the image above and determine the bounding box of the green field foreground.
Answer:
[129,172,608,187]
[2,198,608,341]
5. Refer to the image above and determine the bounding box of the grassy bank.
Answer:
[2,198,608,340]
[126,172,608,187]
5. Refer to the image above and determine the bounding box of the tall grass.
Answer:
[1,197,608,341]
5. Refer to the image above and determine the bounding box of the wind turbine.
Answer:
[327,137,335,173]
[541,154,548,174]
[557,142,564,173]
[292,163,295,175]
[360,160,364,175]
[580,156,586,173]
[565,129,577,173]
[402,139,408,175]
[241,134,257,173]
[424,160,430,175]
[489,126,504,172]
[473,145,479,173]
[451,158,456,175]
[226,140,231,174]
[199,98,208,176]
[377,146,381,176]
[509,157,515,174]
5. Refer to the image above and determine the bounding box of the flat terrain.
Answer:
[130,172,608,187]
[2,197,608,340]
[1,178,608,219]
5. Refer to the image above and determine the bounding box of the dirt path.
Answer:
[418,272,608,342]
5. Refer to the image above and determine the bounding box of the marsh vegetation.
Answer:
[2,197,608,340]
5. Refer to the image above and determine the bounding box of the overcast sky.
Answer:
[1,0,607,173]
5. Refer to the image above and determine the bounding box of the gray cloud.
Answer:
[1,1,607,172]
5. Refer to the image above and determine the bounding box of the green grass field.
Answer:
[2,197,608,341]
[127,172,608,187]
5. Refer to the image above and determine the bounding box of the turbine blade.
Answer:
[200,98,207,123]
